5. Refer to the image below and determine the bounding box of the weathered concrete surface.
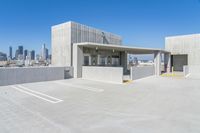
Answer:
[0,77,200,133]
[130,66,155,80]
[165,34,200,66]
[186,65,200,79]
[0,66,73,86]
[154,51,161,75]
[82,66,123,83]
[183,65,189,77]
[51,21,122,66]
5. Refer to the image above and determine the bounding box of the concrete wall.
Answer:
[130,66,155,80]
[52,21,122,66]
[154,51,161,75]
[52,22,72,66]
[186,65,200,78]
[0,66,73,86]
[165,34,200,66]
[73,44,83,78]
[70,22,122,45]
[82,66,123,83]
[183,65,189,77]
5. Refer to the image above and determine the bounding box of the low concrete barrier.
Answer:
[183,65,189,77]
[130,66,155,80]
[185,65,200,78]
[0,66,73,86]
[82,66,123,83]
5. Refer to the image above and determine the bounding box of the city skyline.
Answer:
[1,0,200,54]
[4,44,50,61]
[1,43,50,56]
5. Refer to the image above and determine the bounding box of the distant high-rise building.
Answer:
[49,54,52,60]
[9,46,12,59]
[30,50,35,60]
[45,48,48,60]
[18,46,23,55]
[24,49,28,60]
[15,49,19,59]
[36,54,40,61]
[41,44,48,60]
[0,52,7,61]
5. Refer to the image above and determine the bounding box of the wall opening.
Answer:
[172,54,188,71]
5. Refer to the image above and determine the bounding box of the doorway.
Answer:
[171,55,188,71]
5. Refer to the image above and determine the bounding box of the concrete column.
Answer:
[73,44,83,78]
[121,52,128,74]
[164,53,171,73]
[154,51,161,76]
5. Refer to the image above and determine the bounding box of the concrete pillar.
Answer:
[73,44,83,78]
[121,52,128,74]
[164,53,171,73]
[154,51,162,76]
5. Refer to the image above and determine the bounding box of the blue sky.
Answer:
[0,0,200,55]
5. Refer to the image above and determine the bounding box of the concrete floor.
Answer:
[0,76,200,133]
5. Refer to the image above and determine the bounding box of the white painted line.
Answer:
[54,81,104,92]
[11,86,63,104]
[18,85,63,102]
[185,73,191,78]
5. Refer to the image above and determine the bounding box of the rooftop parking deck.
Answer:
[0,77,200,133]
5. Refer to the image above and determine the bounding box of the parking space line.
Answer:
[11,85,63,104]
[54,81,104,92]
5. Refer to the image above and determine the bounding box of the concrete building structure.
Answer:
[52,21,170,83]
[165,34,200,76]
[52,21,122,67]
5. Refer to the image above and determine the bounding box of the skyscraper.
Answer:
[9,46,12,59]
[30,50,35,60]
[15,49,19,59]
[41,44,48,60]
[24,49,28,60]
[0,52,7,61]
[18,46,23,55]
[45,48,48,60]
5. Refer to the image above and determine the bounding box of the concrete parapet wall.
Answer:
[82,66,123,83]
[186,65,200,78]
[131,66,155,80]
[0,66,73,86]
[183,65,189,77]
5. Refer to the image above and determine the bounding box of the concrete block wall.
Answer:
[0,66,73,86]
[82,66,123,83]
[130,66,155,80]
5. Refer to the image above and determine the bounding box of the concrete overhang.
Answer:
[74,42,169,54]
